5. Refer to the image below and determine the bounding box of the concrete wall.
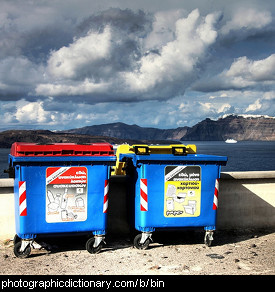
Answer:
[0,172,274,241]
[217,171,275,229]
[0,179,15,241]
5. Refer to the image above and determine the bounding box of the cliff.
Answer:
[182,115,275,141]
[63,115,275,141]
[63,122,188,141]
[0,130,131,148]
[0,129,176,148]
[0,115,274,148]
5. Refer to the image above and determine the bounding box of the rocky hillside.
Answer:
[63,115,275,141]
[182,115,275,141]
[0,130,133,148]
[0,115,274,148]
[63,122,188,141]
[0,129,176,148]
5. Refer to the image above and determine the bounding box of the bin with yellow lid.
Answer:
[112,144,197,175]
[118,144,227,249]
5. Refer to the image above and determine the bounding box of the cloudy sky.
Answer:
[1,0,275,130]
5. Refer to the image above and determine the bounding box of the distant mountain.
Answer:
[0,115,274,148]
[62,122,188,141]
[182,115,275,141]
[0,129,177,148]
[62,115,275,141]
[0,130,135,148]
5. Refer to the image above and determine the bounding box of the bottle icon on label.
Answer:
[166,198,174,211]
[61,188,68,209]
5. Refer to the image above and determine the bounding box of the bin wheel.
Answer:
[14,242,31,258]
[133,234,150,250]
[13,234,21,245]
[86,238,103,254]
[204,233,213,247]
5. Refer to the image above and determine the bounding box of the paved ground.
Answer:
[0,229,274,275]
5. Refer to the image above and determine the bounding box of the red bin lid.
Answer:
[10,142,115,157]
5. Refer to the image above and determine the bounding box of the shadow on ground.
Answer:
[31,228,274,256]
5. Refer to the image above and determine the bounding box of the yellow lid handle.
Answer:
[172,146,186,155]
[133,145,150,155]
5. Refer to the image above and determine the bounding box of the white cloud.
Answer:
[47,26,112,79]
[263,91,275,100]
[245,98,262,112]
[36,79,109,97]
[221,93,228,98]
[144,9,186,50]
[225,54,275,82]
[0,2,275,130]
[222,8,272,34]
[122,9,220,98]
[196,101,234,115]
[35,8,221,102]
[15,101,50,124]
[220,54,275,89]
[217,103,233,113]
[244,91,275,115]
[209,92,228,99]
[195,54,275,92]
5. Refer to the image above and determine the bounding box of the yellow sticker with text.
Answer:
[164,166,201,217]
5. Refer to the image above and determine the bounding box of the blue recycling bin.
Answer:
[119,145,227,249]
[9,142,116,257]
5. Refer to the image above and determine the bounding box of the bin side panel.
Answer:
[13,162,110,238]
[134,162,221,231]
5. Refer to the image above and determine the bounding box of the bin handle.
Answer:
[172,146,186,155]
[4,166,15,178]
[134,146,150,155]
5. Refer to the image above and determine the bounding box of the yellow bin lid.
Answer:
[112,144,196,175]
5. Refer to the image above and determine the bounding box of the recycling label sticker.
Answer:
[164,166,201,217]
[46,166,87,223]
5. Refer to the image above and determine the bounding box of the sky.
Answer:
[0,0,275,130]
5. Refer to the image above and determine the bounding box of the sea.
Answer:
[0,141,275,178]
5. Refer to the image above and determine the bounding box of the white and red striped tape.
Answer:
[19,181,27,216]
[103,180,109,213]
[213,179,219,210]
[140,179,148,211]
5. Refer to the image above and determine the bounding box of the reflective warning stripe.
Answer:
[103,180,109,213]
[213,179,219,210]
[140,179,148,211]
[19,181,27,216]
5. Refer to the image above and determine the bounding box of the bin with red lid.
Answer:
[8,142,116,257]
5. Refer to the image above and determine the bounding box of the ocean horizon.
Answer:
[0,141,275,178]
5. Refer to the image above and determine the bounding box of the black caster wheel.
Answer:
[204,233,213,247]
[14,242,31,258]
[133,234,150,250]
[86,237,103,254]
[13,234,21,245]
